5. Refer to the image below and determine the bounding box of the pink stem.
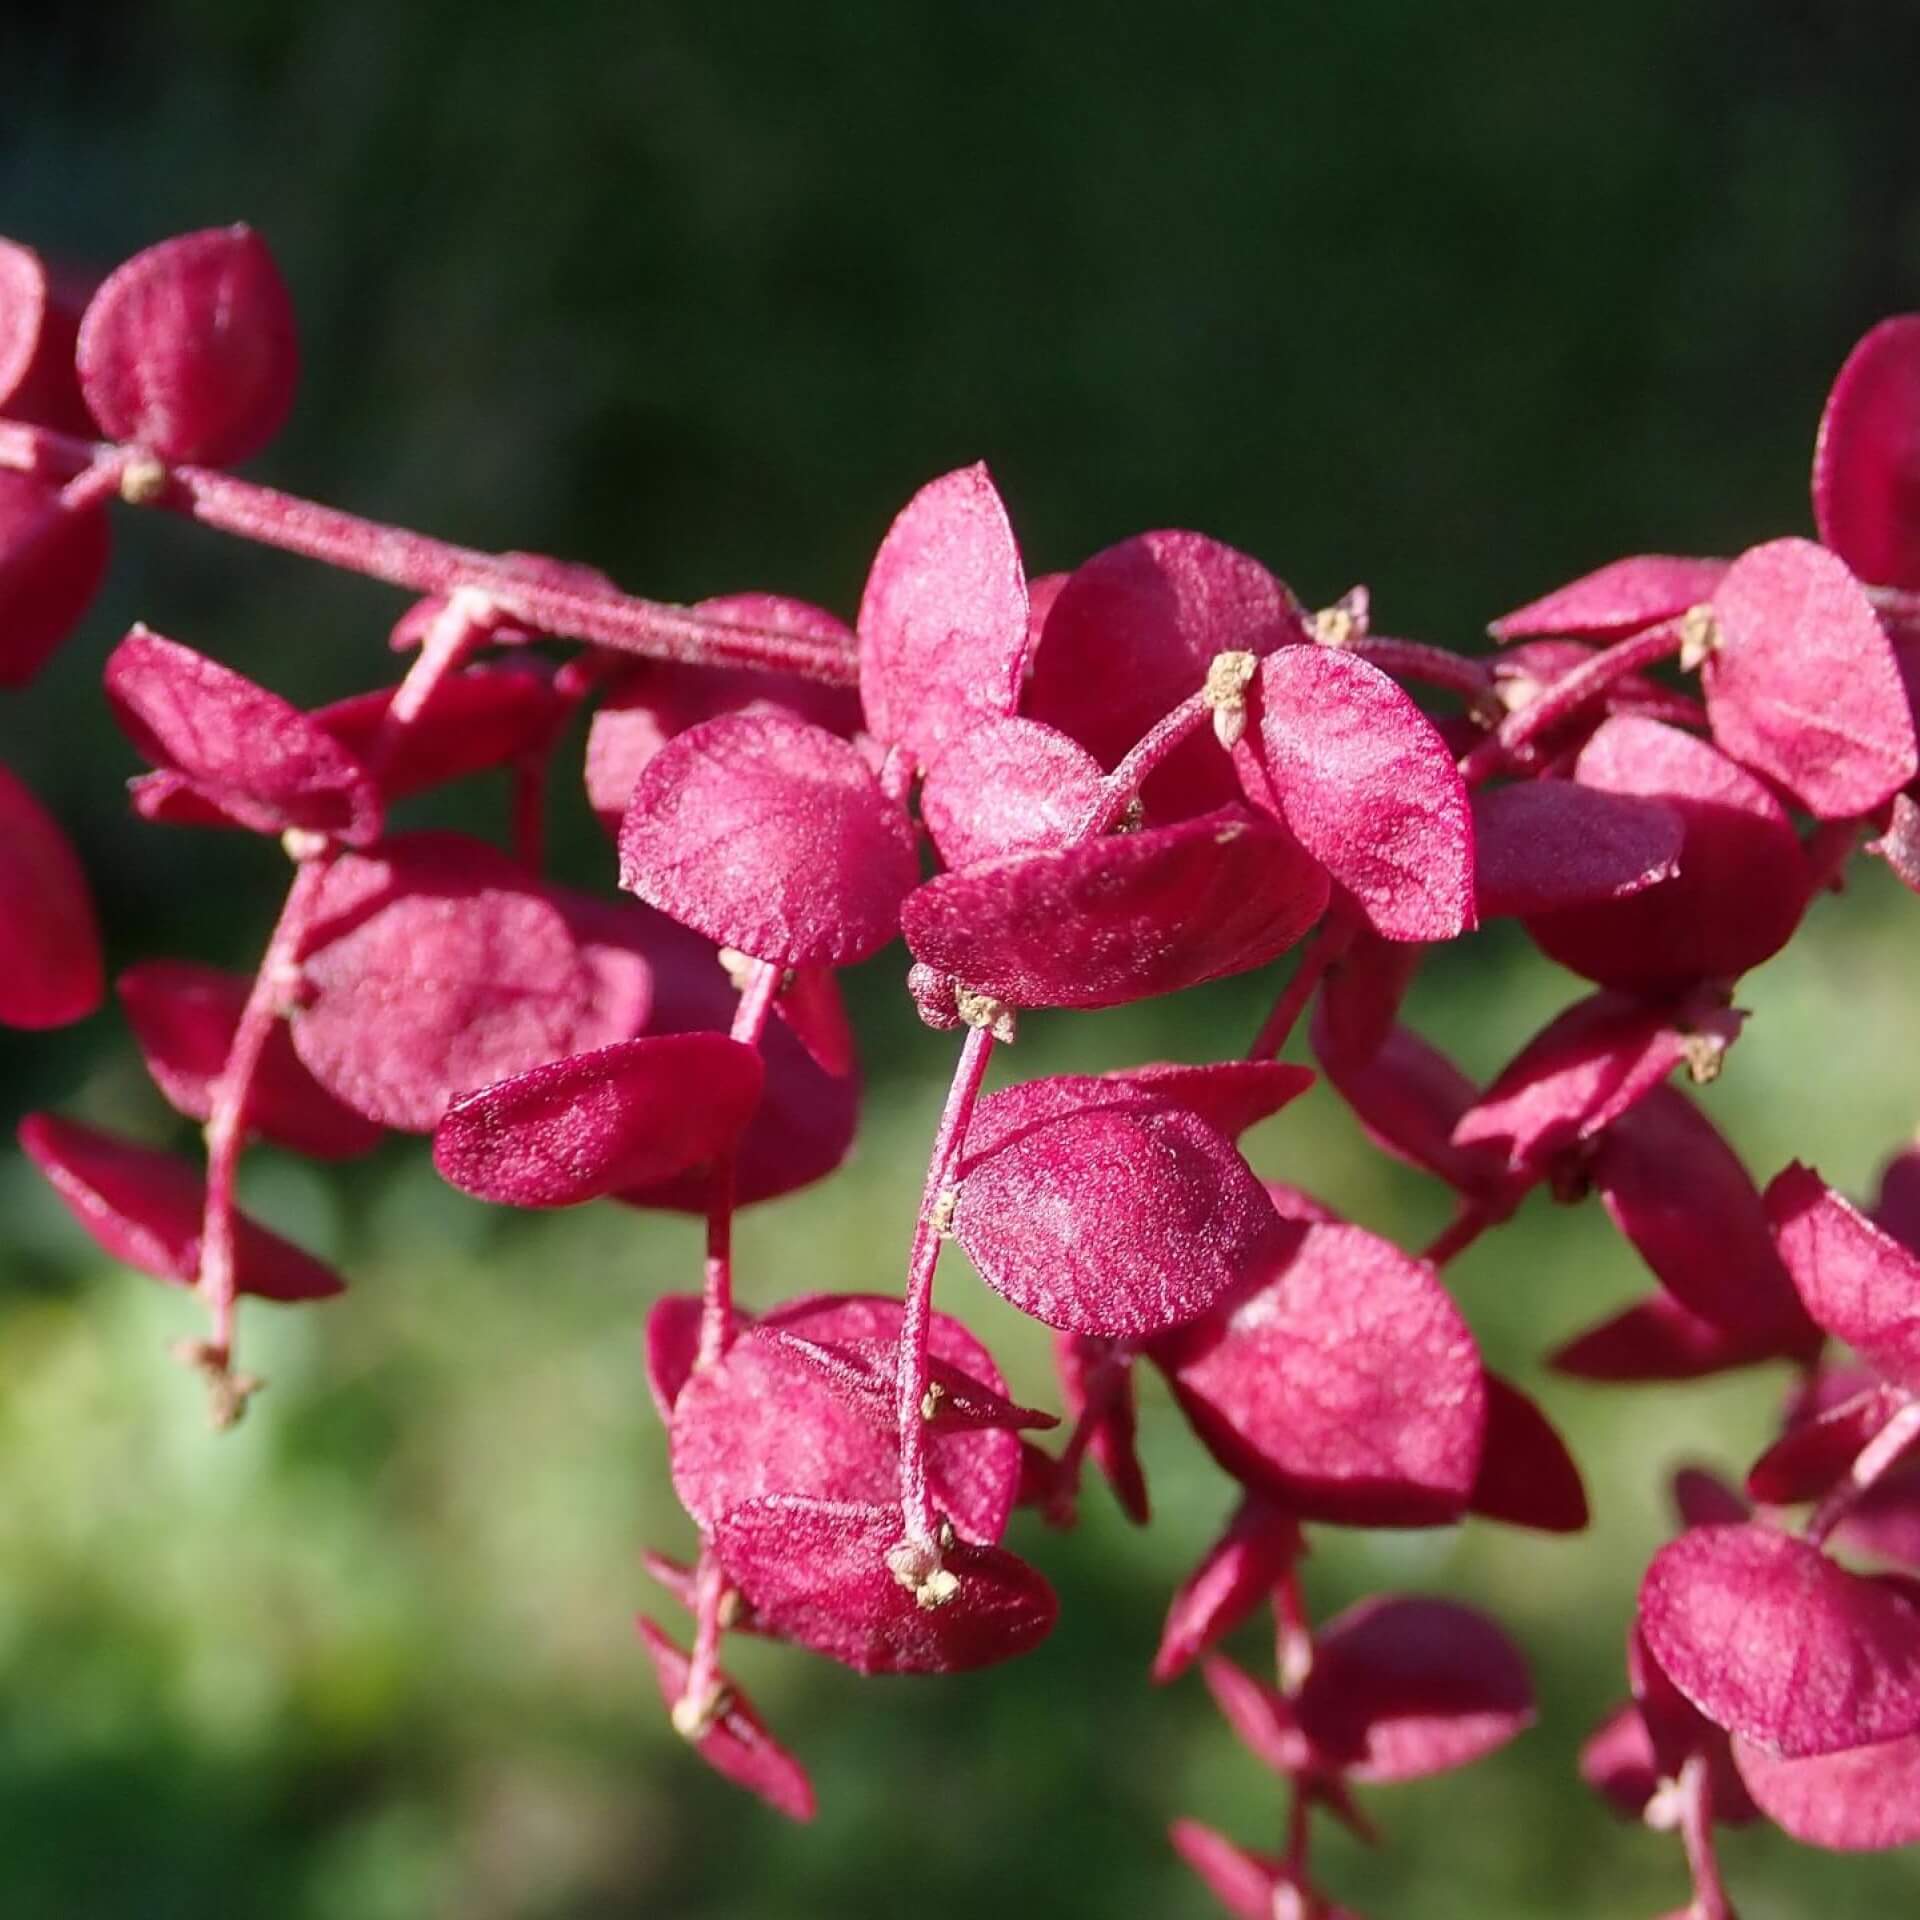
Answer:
[1676,1751,1735,1920]
[195,852,332,1402]
[894,1023,996,1547]
[1422,1202,1498,1268]
[57,451,130,515]
[370,588,489,769]
[1247,918,1353,1062]
[1806,1398,1920,1547]
[1459,619,1688,785]
[0,416,859,684]
[680,1546,730,1728]
[1073,693,1210,836]
[1273,1566,1315,1695]
[1351,635,1497,713]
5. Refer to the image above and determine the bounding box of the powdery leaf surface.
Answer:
[1490,555,1729,642]
[618,709,916,967]
[432,1034,765,1207]
[902,807,1328,1010]
[18,1111,343,1300]
[1471,781,1682,918]
[76,224,298,465]
[1733,1729,1920,1851]
[918,715,1104,870]
[1813,312,1920,590]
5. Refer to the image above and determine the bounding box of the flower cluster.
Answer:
[6,224,1920,1913]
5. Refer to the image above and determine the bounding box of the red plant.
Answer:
[7,221,1920,1913]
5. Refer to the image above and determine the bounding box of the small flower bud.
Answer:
[1202,649,1258,751]
[885,1534,960,1609]
[670,1683,731,1741]
[955,984,1017,1043]
[279,827,329,863]
[1678,602,1721,672]
[920,1379,947,1421]
[929,1188,959,1239]
[119,452,170,506]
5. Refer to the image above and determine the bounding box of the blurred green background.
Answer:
[5,3,1920,1915]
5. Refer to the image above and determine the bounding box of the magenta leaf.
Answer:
[0,471,111,688]
[432,1034,765,1208]
[952,1081,1291,1340]
[1702,538,1916,819]
[1579,1703,1662,1820]
[1639,1523,1920,1757]
[919,715,1104,870]
[634,1617,815,1822]
[18,1112,343,1301]
[1297,1596,1534,1782]
[1313,929,1424,1071]
[1813,312,1920,590]
[1595,1093,1814,1348]
[1491,637,1708,742]
[1767,1162,1920,1393]
[1748,1384,1906,1507]
[1552,1292,1792,1383]
[1523,716,1811,991]
[1471,781,1682,919]
[1024,531,1306,815]
[1054,1333,1149,1523]
[855,463,1029,768]
[1167,1820,1288,1920]
[294,834,638,1132]
[1733,1729,1920,1851]
[1152,1496,1303,1683]
[105,626,384,845]
[118,959,381,1160]
[1468,1373,1590,1534]
[1671,1467,1753,1533]
[1248,646,1475,941]
[75,225,297,466]
[0,758,103,1030]
[617,709,916,967]
[1200,1653,1310,1776]
[1490,555,1728,642]
[1103,1059,1315,1140]
[711,1495,1056,1676]
[902,806,1329,1010]
[1154,1222,1487,1526]
[644,1292,704,1422]
[768,965,856,1080]
[0,239,73,420]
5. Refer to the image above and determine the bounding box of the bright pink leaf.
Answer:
[1153,1496,1303,1683]
[1639,1523,1920,1757]
[644,1293,704,1422]
[1249,646,1475,941]
[618,709,916,967]
[0,758,103,1029]
[75,224,298,465]
[1490,555,1729,642]
[118,959,380,1159]
[855,463,1029,768]
[919,716,1104,870]
[902,806,1329,1010]
[0,472,110,687]
[1103,1059,1315,1140]
[1813,312,1920,590]
[1054,1333,1148,1523]
[18,1111,343,1301]
[711,1495,1056,1676]
[1471,781,1682,918]
[1733,1729,1920,1851]
[1167,1820,1287,1920]
[1702,538,1916,818]
[432,1034,765,1207]
[634,1617,815,1821]
[1200,1654,1309,1776]
[1154,1223,1487,1526]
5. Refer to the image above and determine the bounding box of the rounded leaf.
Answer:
[1733,1730,1920,1851]
[76,224,298,464]
[618,709,916,967]
[1813,312,1920,590]
[0,759,103,1029]
[1490,555,1728,642]
[919,715,1103,870]
[0,471,111,688]
[1471,780,1682,919]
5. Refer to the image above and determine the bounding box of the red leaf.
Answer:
[0,471,110,688]
[1297,1596,1534,1782]
[1767,1163,1920,1393]
[1552,1292,1792,1383]
[118,959,380,1159]
[18,1112,343,1301]
[432,1034,765,1207]
[711,1495,1056,1676]
[1155,1223,1487,1527]
[855,463,1029,768]
[644,1292,704,1422]
[1249,646,1476,941]
[953,1081,1291,1340]
[294,834,637,1132]
[1579,1703,1661,1819]
[75,225,298,465]
[1102,1059,1315,1140]
[1167,1820,1287,1920]
[1523,716,1811,991]
[1813,312,1920,590]
[1152,1496,1302,1683]
[1639,1524,1920,1757]
[1468,1373,1589,1534]
[1703,538,1916,818]
[1024,531,1306,816]
[634,1617,815,1821]
[1313,929,1424,1071]
[902,806,1328,1010]
[1200,1653,1309,1776]
[1733,1729,1920,1851]
[1490,555,1728,642]
[1054,1333,1149,1523]
[1471,781,1682,919]
[618,709,916,967]
[105,627,383,845]
[0,759,103,1029]
[1748,1385,1906,1507]
[919,716,1104,869]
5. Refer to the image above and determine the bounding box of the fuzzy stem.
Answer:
[0,416,859,684]
[193,850,332,1421]
[57,450,130,515]
[677,1547,731,1735]
[1350,635,1498,716]
[1676,1751,1735,1920]
[1459,618,1688,785]
[894,1024,996,1547]
[1073,693,1210,837]
[1805,1398,1920,1547]
[1247,918,1353,1062]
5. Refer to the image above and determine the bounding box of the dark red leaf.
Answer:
[1312,928,1423,1071]
[0,758,103,1029]
[75,225,297,465]
[1468,1373,1589,1533]
[1748,1385,1906,1507]
[1813,312,1920,590]
[1200,1653,1309,1776]
[1471,780,1683,918]
[1551,1292,1792,1383]
[1579,1703,1661,1820]
[0,238,89,429]
[0,471,110,688]
[18,1112,343,1301]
